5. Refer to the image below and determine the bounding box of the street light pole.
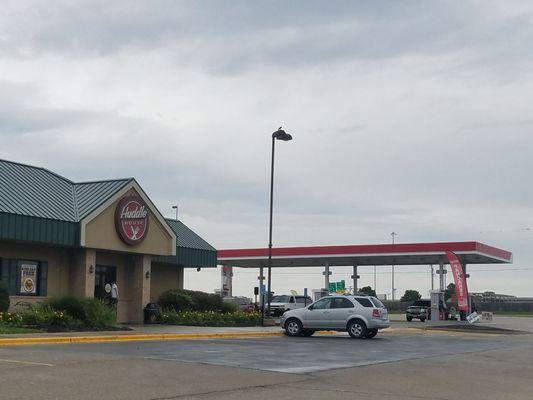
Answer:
[265,128,292,322]
[391,232,397,301]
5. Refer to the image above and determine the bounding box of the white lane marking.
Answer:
[0,358,55,367]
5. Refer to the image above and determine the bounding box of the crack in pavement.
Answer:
[146,376,313,400]
[278,383,452,400]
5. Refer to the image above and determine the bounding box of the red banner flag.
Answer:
[446,251,469,312]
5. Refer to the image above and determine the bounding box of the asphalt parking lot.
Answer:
[1,329,532,399]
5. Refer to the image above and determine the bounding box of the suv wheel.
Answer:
[284,318,303,337]
[347,319,367,339]
[406,316,413,322]
[365,329,378,339]
[302,329,315,337]
[420,317,426,322]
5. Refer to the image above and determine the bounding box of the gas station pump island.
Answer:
[218,241,513,319]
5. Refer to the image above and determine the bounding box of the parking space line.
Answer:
[0,358,55,367]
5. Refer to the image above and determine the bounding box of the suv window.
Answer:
[355,297,373,307]
[412,300,431,307]
[330,297,354,309]
[371,298,384,308]
[289,297,295,303]
[295,296,312,304]
[311,297,331,310]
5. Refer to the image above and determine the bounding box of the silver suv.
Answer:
[280,295,390,339]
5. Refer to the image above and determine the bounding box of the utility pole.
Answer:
[391,232,398,301]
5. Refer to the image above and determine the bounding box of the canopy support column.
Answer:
[323,261,331,293]
[438,261,446,291]
[351,264,359,293]
[463,263,471,314]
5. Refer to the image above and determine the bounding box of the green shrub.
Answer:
[159,289,193,311]
[191,291,222,312]
[157,310,261,327]
[47,296,116,329]
[0,283,9,313]
[47,296,86,321]
[159,289,223,312]
[80,298,116,328]
[0,311,22,326]
[221,300,239,313]
[0,296,116,331]
[19,305,80,329]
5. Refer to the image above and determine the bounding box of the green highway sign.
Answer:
[329,280,346,292]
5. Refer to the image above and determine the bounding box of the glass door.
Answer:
[94,265,117,301]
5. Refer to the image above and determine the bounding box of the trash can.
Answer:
[144,302,160,324]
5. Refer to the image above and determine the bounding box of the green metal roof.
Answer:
[0,212,79,247]
[0,159,131,222]
[0,160,217,268]
[74,179,132,220]
[0,160,76,221]
[152,219,217,268]
[165,219,216,251]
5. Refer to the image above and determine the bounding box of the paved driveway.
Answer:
[1,328,531,374]
[0,329,532,400]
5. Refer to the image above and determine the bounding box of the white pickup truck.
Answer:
[268,295,313,317]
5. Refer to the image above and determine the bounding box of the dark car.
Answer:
[406,300,431,322]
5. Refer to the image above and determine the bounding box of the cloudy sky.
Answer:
[1,1,533,298]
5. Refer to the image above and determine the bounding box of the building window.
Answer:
[0,258,48,296]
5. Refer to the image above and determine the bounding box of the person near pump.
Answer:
[438,299,448,320]
[111,280,119,314]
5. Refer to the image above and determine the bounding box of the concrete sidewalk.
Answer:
[3,314,530,346]
[0,324,284,346]
[389,313,533,333]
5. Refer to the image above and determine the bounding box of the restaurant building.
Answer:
[0,159,216,323]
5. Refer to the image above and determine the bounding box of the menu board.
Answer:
[20,263,38,295]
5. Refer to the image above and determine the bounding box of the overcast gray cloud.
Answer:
[1,1,533,297]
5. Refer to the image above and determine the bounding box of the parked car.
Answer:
[280,295,390,339]
[223,296,254,312]
[268,295,313,317]
[406,300,431,322]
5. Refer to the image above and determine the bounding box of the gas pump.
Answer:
[430,290,445,321]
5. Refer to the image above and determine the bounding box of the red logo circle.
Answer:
[114,196,149,246]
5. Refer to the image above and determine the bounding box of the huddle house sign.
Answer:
[114,195,149,246]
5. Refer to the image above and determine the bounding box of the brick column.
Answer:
[129,254,151,324]
[69,249,96,298]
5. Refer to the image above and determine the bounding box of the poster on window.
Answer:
[20,263,38,295]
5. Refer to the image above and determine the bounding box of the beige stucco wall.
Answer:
[150,263,184,302]
[2,242,185,321]
[1,242,74,311]
[0,241,71,298]
[84,188,174,256]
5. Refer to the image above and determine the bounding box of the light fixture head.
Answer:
[272,127,292,141]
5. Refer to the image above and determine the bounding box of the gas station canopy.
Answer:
[217,241,513,268]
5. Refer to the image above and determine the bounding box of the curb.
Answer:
[0,331,284,346]
[421,326,528,335]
